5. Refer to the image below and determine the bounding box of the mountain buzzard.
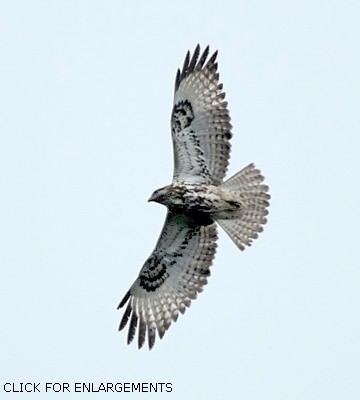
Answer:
[118,45,270,349]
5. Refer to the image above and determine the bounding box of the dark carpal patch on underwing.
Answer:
[139,254,169,292]
[172,100,194,134]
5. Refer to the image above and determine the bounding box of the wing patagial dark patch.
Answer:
[175,44,213,91]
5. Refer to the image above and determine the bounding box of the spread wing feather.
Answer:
[118,212,217,349]
[171,45,232,185]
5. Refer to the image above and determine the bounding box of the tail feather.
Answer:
[217,163,270,251]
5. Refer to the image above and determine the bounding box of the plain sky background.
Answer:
[1,0,359,399]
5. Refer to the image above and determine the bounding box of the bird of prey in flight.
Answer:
[118,45,270,349]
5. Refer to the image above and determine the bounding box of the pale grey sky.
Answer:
[1,1,359,399]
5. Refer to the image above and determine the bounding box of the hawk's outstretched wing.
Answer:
[171,45,232,185]
[118,212,217,349]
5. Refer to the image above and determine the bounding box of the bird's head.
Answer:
[148,186,170,205]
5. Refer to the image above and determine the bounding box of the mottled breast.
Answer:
[167,184,220,214]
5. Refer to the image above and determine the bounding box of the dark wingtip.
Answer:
[196,45,209,71]
[127,311,138,344]
[206,50,218,68]
[148,327,156,350]
[138,318,146,349]
[180,50,190,81]
[188,44,200,72]
[175,68,181,91]
[175,45,218,92]
[119,302,132,331]
[117,290,130,309]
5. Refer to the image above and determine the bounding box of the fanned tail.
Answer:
[217,163,270,251]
